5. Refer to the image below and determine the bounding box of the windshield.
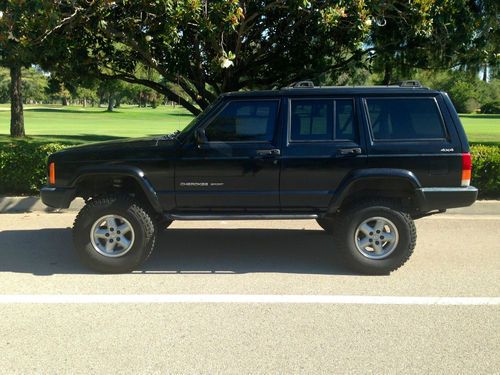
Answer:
[176,97,223,142]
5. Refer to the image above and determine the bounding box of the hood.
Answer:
[51,136,178,163]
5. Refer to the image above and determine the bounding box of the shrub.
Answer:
[0,142,66,195]
[480,101,500,114]
[470,144,500,199]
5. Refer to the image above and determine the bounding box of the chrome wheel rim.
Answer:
[90,215,135,258]
[354,216,399,260]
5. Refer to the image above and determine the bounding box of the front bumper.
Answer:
[40,186,76,209]
[417,186,478,212]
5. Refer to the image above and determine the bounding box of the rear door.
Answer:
[280,96,367,209]
[362,95,463,187]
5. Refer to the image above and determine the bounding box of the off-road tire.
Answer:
[73,194,156,273]
[333,200,416,275]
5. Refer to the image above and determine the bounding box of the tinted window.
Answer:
[335,100,355,141]
[205,100,278,142]
[290,99,356,141]
[290,99,332,141]
[366,98,446,140]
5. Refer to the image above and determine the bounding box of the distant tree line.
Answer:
[1,0,498,137]
[0,67,171,110]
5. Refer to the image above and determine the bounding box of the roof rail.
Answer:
[398,80,422,88]
[289,80,315,88]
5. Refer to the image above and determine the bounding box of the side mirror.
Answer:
[194,128,207,145]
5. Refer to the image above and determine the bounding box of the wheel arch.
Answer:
[328,169,424,214]
[71,166,162,213]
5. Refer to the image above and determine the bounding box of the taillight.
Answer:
[49,162,56,185]
[461,153,471,187]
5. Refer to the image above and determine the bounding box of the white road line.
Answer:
[0,295,498,305]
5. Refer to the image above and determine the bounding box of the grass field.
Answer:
[0,104,193,145]
[0,104,498,146]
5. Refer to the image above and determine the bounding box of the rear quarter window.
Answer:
[365,97,446,141]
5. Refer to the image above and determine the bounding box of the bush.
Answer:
[470,144,500,198]
[0,142,66,195]
[480,101,500,114]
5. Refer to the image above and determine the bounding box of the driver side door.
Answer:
[175,98,282,210]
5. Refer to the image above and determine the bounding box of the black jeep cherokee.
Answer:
[41,81,478,274]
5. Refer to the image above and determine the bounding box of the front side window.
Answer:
[204,100,279,142]
[366,98,446,140]
[290,99,356,142]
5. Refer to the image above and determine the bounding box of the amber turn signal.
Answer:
[49,162,56,185]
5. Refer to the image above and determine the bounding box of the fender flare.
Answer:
[327,168,424,213]
[71,165,162,213]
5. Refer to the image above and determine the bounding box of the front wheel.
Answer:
[73,195,157,273]
[333,200,416,275]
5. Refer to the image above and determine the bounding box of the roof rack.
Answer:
[288,80,315,88]
[398,80,422,88]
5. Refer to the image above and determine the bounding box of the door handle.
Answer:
[256,149,281,157]
[337,147,362,156]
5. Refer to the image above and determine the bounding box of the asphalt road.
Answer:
[0,210,499,374]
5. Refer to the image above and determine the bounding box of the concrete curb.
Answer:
[0,196,498,215]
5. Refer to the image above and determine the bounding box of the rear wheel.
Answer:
[333,200,416,275]
[73,195,156,273]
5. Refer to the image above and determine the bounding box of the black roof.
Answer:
[223,86,440,98]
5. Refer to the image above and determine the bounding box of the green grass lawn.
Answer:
[0,104,194,145]
[459,114,500,146]
[0,104,498,146]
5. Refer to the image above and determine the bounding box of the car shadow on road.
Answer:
[0,228,354,276]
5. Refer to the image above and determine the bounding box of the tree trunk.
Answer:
[482,64,488,82]
[83,98,87,107]
[107,94,114,112]
[382,62,392,85]
[62,97,68,106]
[10,65,25,138]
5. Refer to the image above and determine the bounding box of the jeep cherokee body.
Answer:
[41,83,478,274]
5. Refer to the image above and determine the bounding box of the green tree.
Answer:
[368,0,499,84]
[46,1,374,115]
[0,1,68,136]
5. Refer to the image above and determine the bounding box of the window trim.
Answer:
[201,98,281,144]
[363,96,449,142]
[287,97,357,144]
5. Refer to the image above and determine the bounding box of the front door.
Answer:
[175,98,282,210]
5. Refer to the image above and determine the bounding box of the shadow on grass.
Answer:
[35,134,126,144]
[0,134,127,146]
[460,114,500,120]
[167,112,195,117]
[0,227,354,276]
[24,108,110,114]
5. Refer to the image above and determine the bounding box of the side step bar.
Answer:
[166,213,319,221]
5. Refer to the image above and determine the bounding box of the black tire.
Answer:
[316,218,335,233]
[73,194,156,273]
[333,200,416,275]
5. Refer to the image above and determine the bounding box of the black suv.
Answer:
[41,82,478,274]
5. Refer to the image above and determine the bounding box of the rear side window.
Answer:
[205,100,279,142]
[290,99,356,142]
[366,98,446,140]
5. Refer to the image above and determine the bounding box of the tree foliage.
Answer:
[45,0,375,114]
[368,0,499,84]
